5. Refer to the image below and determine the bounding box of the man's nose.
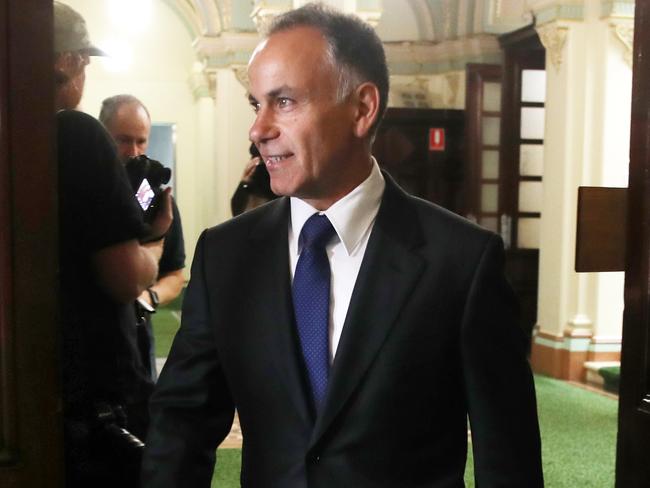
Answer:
[249,107,279,145]
[125,142,140,158]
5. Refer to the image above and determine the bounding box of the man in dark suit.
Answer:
[142,3,543,487]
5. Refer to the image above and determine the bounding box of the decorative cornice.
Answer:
[357,9,382,28]
[389,76,433,108]
[193,32,260,69]
[220,0,233,30]
[536,23,568,73]
[533,3,584,27]
[250,1,291,34]
[384,34,502,75]
[601,0,635,19]
[444,72,462,106]
[611,21,634,67]
[195,31,504,77]
[483,0,532,35]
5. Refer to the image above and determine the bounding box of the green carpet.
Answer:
[534,375,617,487]
[211,450,242,487]
[152,308,181,358]
[154,303,618,486]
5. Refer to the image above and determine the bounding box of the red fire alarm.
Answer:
[429,128,445,151]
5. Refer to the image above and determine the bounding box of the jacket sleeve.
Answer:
[460,234,544,487]
[142,230,235,487]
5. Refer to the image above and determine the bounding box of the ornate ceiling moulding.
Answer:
[484,0,533,35]
[193,32,261,70]
[611,21,634,67]
[601,0,635,19]
[250,1,382,32]
[389,77,433,109]
[250,1,290,34]
[384,35,502,75]
[220,0,233,31]
[356,9,382,28]
[536,23,568,73]
[163,0,221,39]
[444,72,461,106]
[530,1,584,26]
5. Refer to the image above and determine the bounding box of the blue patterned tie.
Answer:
[292,213,336,411]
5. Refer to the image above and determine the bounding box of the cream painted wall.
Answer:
[64,0,212,272]
[213,68,257,223]
[536,0,631,346]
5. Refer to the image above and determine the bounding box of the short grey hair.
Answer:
[99,94,150,127]
[267,2,389,137]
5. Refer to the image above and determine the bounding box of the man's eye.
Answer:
[278,98,292,108]
[250,102,260,113]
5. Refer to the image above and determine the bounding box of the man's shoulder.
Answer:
[383,177,494,244]
[56,109,103,132]
[56,109,114,154]
[204,197,288,242]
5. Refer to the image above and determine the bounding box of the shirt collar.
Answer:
[290,158,385,256]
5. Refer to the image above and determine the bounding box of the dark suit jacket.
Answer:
[142,175,543,487]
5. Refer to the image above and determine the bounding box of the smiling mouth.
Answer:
[265,154,293,165]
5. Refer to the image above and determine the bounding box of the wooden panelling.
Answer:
[575,187,627,272]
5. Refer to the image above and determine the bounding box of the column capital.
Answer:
[536,23,568,73]
[188,62,217,101]
[610,20,634,67]
[231,65,250,92]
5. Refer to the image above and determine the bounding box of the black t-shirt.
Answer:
[57,110,153,413]
[159,199,185,275]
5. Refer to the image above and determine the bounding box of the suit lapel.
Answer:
[246,198,313,425]
[310,176,426,447]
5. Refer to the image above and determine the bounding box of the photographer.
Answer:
[230,143,278,216]
[99,94,186,382]
[54,3,171,487]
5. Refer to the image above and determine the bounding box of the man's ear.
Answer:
[352,82,380,139]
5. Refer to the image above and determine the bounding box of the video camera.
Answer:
[124,155,171,224]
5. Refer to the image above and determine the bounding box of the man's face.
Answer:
[106,102,151,162]
[55,52,90,110]
[248,26,362,210]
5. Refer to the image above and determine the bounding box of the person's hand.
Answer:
[148,187,173,240]
[241,157,262,183]
[138,289,152,307]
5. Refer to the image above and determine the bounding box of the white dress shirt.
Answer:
[289,159,385,362]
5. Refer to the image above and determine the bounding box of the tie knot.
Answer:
[299,213,336,250]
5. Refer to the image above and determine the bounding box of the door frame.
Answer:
[616,0,650,485]
[0,0,62,486]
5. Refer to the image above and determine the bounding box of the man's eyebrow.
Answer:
[248,85,295,104]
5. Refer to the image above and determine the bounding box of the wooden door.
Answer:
[616,0,650,485]
[464,64,503,232]
[0,1,63,487]
[497,27,546,345]
[373,108,465,214]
